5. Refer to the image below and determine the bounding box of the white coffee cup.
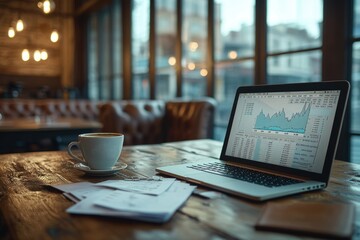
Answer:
[67,133,124,170]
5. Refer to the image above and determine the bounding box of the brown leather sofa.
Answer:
[99,98,216,145]
[0,98,216,147]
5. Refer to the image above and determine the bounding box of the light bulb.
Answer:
[16,19,24,32]
[37,1,43,9]
[42,0,55,14]
[41,50,48,60]
[22,49,30,61]
[189,42,198,51]
[50,30,59,42]
[187,62,195,70]
[43,1,51,13]
[8,27,15,38]
[200,69,208,77]
[168,56,176,66]
[34,50,41,62]
[228,51,237,59]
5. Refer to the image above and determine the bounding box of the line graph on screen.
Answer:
[254,103,310,134]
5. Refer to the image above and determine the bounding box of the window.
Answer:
[354,0,360,37]
[213,0,255,141]
[87,0,122,100]
[112,0,123,99]
[214,61,254,140]
[268,51,321,84]
[182,0,208,98]
[132,0,150,99]
[351,0,360,163]
[267,0,323,84]
[87,13,99,100]
[352,43,360,135]
[99,8,111,100]
[155,0,177,99]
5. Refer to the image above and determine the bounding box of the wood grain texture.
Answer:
[0,140,359,240]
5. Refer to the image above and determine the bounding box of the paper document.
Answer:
[53,178,195,223]
[67,181,195,223]
[96,178,176,195]
[94,181,195,214]
[52,182,110,201]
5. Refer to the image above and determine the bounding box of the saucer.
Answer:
[73,162,127,176]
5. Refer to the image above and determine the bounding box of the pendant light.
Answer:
[50,30,59,42]
[22,49,30,61]
[16,19,24,32]
[41,50,48,60]
[38,0,56,14]
[8,27,16,38]
[34,50,41,62]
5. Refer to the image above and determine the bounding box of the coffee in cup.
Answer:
[67,133,124,170]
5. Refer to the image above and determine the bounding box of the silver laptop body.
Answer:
[157,81,350,201]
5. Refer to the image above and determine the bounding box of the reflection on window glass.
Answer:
[354,0,360,37]
[267,0,323,53]
[214,61,254,141]
[214,0,255,60]
[132,0,150,99]
[351,136,360,164]
[352,43,360,133]
[155,0,177,99]
[182,0,208,97]
[267,51,321,84]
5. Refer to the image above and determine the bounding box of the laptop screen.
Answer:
[224,90,340,174]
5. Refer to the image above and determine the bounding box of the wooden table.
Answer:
[0,139,359,239]
[0,118,102,153]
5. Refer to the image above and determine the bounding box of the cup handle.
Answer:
[67,141,86,164]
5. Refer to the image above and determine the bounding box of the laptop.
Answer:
[156,81,350,201]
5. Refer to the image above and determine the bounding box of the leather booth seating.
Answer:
[99,98,216,145]
[0,98,216,146]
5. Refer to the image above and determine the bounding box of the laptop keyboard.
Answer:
[188,162,302,188]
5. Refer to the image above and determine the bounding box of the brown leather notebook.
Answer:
[255,201,355,239]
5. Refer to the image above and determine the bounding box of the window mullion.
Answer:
[254,0,267,85]
[207,0,214,97]
[175,0,183,97]
[149,0,156,99]
[122,0,132,99]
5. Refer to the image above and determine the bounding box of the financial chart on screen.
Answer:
[225,90,340,173]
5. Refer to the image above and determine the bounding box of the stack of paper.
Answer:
[52,178,195,223]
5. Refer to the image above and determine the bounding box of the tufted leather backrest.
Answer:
[0,100,39,119]
[39,100,100,121]
[0,99,101,121]
[164,98,216,142]
[99,100,166,145]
